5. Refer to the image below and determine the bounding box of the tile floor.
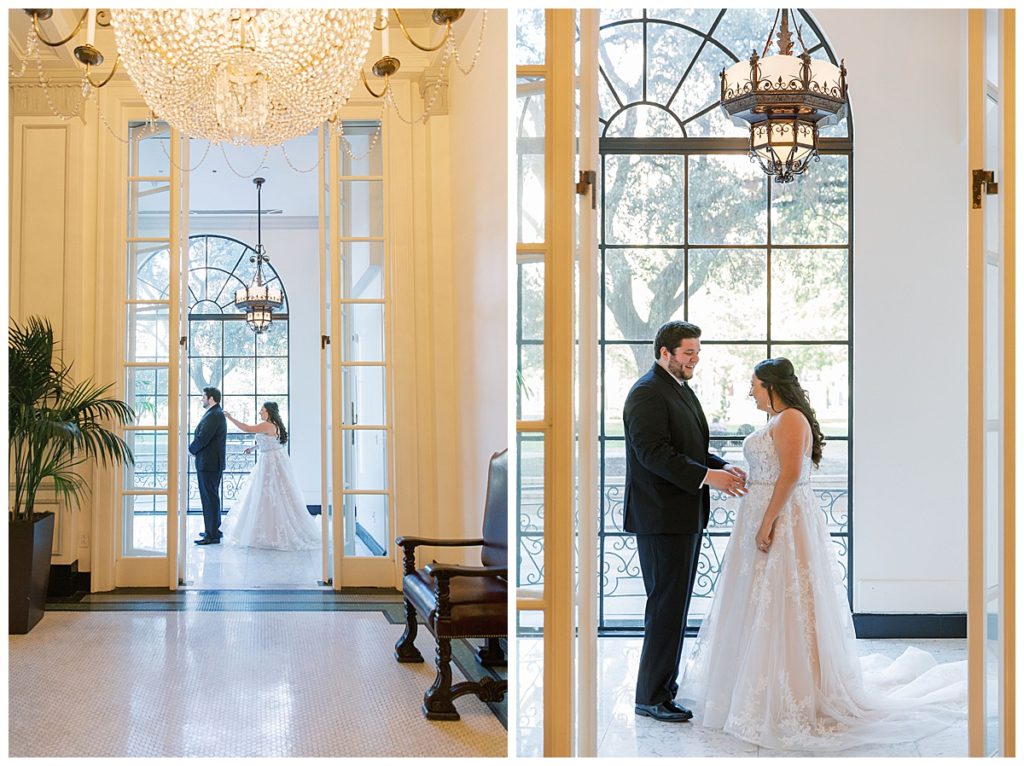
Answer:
[185,514,371,589]
[10,605,507,757]
[517,637,967,757]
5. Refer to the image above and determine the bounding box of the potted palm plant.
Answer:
[9,316,135,634]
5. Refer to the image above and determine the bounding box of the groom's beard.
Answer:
[668,358,695,380]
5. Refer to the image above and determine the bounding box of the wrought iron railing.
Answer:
[517,480,849,631]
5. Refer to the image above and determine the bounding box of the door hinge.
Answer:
[972,169,998,209]
[321,334,330,349]
[576,169,597,210]
[179,335,187,349]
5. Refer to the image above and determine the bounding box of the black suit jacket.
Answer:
[622,363,727,534]
[188,404,227,473]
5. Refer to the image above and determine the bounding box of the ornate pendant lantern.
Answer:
[720,10,848,183]
[234,177,283,334]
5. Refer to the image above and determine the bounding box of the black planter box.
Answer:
[9,512,55,634]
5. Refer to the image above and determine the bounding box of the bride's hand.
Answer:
[756,518,775,552]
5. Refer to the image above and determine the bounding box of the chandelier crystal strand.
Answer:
[157,138,215,173]
[110,10,376,146]
[9,24,37,78]
[448,11,487,76]
[335,106,386,162]
[219,144,271,179]
[279,141,323,174]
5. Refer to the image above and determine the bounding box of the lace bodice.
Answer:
[255,432,285,452]
[741,421,812,486]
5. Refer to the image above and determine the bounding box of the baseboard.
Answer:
[47,561,91,598]
[852,613,966,639]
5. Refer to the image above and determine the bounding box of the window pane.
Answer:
[687,343,768,435]
[123,493,167,556]
[516,9,545,65]
[189,357,224,399]
[127,367,169,427]
[688,249,768,341]
[223,358,255,396]
[341,304,384,362]
[519,343,544,421]
[647,21,703,107]
[771,248,849,341]
[190,319,223,358]
[688,155,767,245]
[339,122,383,176]
[519,257,544,421]
[342,241,385,299]
[256,319,288,356]
[343,365,386,426]
[126,304,169,363]
[602,343,651,427]
[771,344,848,437]
[257,357,288,397]
[339,180,383,237]
[128,180,170,239]
[603,248,683,340]
[124,431,168,490]
[771,155,849,245]
[130,122,171,177]
[605,104,683,138]
[223,319,256,357]
[518,433,545,589]
[672,45,739,137]
[345,430,388,490]
[344,493,388,557]
[605,155,685,245]
[517,76,545,243]
[127,243,170,301]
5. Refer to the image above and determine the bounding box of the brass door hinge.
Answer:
[321,334,330,349]
[972,169,998,209]
[576,169,597,210]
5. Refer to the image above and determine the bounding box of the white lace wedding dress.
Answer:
[221,432,321,551]
[677,421,966,751]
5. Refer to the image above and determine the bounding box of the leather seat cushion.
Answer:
[403,568,507,638]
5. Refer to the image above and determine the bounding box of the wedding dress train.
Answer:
[221,432,321,551]
[677,423,966,751]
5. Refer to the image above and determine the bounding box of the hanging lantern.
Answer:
[233,177,283,334]
[720,10,848,183]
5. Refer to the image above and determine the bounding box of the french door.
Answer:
[967,8,1015,757]
[115,111,397,590]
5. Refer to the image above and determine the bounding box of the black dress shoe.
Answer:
[195,537,220,545]
[635,702,690,722]
[664,700,694,719]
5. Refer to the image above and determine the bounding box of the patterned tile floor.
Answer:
[10,592,507,757]
[517,636,967,757]
[184,514,372,589]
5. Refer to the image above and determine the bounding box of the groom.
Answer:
[189,386,227,545]
[623,321,747,722]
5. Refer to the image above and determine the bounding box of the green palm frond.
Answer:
[9,316,136,521]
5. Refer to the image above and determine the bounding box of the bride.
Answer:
[220,402,320,551]
[677,358,965,751]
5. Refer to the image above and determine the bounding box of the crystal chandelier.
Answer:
[235,178,283,334]
[109,9,376,146]
[720,10,848,183]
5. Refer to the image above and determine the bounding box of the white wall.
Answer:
[813,10,968,612]
[448,10,510,540]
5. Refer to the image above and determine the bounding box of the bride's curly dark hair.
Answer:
[263,401,288,445]
[754,358,825,467]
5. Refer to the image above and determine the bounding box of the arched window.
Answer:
[134,233,291,514]
[185,234,290,512]
[595,9,852,632]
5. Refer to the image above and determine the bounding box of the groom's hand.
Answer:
[723,463,747,481]
[706,468,747,497]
